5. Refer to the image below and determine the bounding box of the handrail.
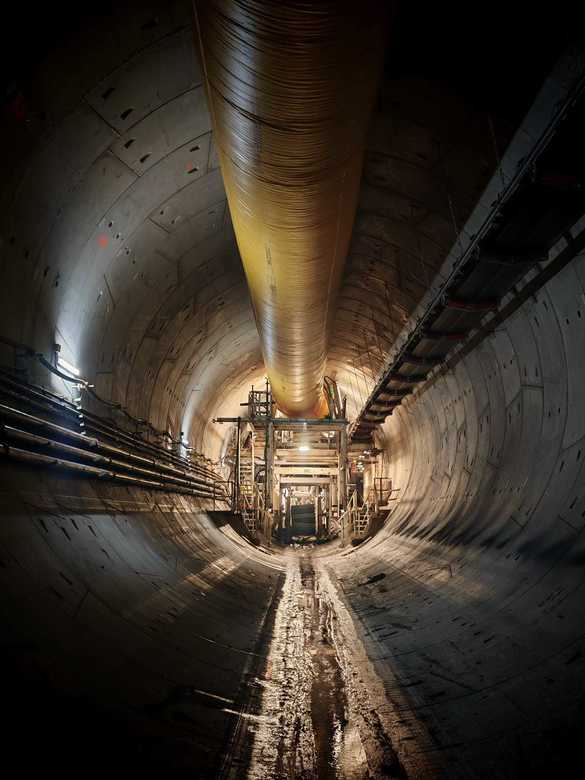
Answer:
[339,488,381,542]
[238,481,265,521]
[0,338,214,464]
[0,370,222,484]
[0,374,228,502]
[236,481,273,542]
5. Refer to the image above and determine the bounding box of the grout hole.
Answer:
[190,145,200,152]
[101,86,115,101]
[120,107,134,120]
[141,17,159,30]
[139,153,150,164]
[124,138,135,149]
[187,166,198,174]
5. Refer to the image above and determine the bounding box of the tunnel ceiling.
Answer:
[327,79,501,391]
[0,0,567,453]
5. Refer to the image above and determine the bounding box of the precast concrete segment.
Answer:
[0,0,497,451]
[326,250,585,776]
[1,248,585,776]
[195,0,389,416]
[0,464,284,775]
[0,7,264,449]
[0,3,584,777]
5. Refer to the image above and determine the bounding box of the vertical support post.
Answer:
[314,493,319,536]
[336,435,341,521]
[339,424,348,511]
[265,419,274,511]
[235,417,241,512]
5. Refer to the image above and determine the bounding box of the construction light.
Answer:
[298,445,310,452]
[57,356,80,377]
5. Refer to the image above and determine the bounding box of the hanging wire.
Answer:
[0,334,212,464]
[487,111,507,191]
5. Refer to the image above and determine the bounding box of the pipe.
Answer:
[194,0,388,416]
[0,343,212,457]
[0,410,227,497]
[0,370,221,480]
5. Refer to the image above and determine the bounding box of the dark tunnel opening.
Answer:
[1,2,584,778]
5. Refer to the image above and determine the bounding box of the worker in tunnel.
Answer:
[0,1,584,777]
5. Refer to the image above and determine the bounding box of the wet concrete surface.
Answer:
[238,550,405,779]
[302,557,346,780]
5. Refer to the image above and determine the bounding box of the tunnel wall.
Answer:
[0,0,495,454]
[0,0,263,452]
[327,249,585,776]
[0,462,283,774]
[0,4,582,776]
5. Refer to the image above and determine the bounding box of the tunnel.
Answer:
[1,2,584,778]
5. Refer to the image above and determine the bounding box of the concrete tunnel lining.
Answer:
[0,2,583,777]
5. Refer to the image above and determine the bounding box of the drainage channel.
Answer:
[302,556,349,779]
[242,551,405,779]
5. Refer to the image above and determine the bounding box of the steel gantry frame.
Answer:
[214,382,350,539]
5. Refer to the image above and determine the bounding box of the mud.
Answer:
[238,551,405,779]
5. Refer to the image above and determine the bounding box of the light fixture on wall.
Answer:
[57,356,81,377]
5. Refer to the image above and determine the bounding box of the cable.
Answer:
[0,335,211,464]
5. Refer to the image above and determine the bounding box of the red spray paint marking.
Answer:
[98,235,108,248]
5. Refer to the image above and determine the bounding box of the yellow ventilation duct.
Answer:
[194,0,388,416]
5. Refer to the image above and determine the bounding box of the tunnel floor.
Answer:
[227,547,404,780]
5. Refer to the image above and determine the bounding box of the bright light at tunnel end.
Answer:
[298,445,310,452]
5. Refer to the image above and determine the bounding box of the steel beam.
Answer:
[349,46,585,443]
